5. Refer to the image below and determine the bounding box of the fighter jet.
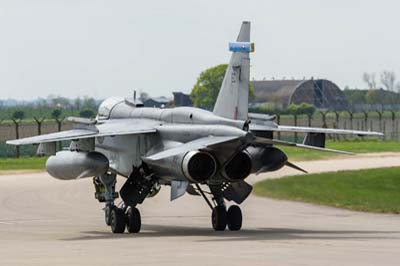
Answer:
[7,21,382,234]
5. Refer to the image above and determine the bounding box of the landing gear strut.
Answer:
[93,173,119,226]
[93,172,142,234]
[195,184,243,231]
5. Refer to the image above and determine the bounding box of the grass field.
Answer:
[282,139,400,161]
[254,167,400,213]
[0,157,48,171]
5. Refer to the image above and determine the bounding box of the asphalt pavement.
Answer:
[0,153,399,266]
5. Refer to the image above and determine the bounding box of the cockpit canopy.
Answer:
[97,97,124,120]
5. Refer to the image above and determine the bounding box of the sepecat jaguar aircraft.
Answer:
[7,21,382,233]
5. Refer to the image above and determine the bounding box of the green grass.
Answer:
[254,167,400,213]
[0,157,47,171]
[281,140,400,161]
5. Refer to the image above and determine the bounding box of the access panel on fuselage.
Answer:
[95,133,160,177]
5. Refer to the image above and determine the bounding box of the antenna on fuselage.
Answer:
[125,90,144,107]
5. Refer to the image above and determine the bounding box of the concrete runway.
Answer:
[1,153,400,266]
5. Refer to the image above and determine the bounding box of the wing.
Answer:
[143,136,240,161]
[6,118,157,145]
[250,124,383,137]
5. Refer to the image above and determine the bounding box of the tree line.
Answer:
[0,96,99,121]
[344,71,400,106]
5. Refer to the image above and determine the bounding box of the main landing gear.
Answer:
[107,205,141,234]
[195,184,243,231]
[211,203,242,231]
[94,172,142,234]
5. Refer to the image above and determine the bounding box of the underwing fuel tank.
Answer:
[46,151,109,180]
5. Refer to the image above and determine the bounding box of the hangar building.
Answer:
[251,79,349,110]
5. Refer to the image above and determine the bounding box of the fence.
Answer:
[276,111,399,142]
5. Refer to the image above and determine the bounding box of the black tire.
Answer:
[211,206,227,231]
[110,208,126,233]
[227,205,242,231]
[105,205,113,226]
[126,207,141,233]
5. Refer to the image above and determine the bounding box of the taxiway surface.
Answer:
[1,153,400,266]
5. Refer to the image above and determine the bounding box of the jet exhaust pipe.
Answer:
[222,151,252,181]
[46,151,109,180]
[143,150,217,183]
[246,146,288,174]
[182,151,217,182]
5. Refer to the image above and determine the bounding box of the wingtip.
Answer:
[359,131,384,137]
[5,140,18,146]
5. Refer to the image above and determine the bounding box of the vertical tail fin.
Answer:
[213,21,252,120]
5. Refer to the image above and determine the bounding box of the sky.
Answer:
[1,0,399,100]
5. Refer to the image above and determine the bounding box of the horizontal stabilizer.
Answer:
[253,137,354,155]
[251,124,383,137]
